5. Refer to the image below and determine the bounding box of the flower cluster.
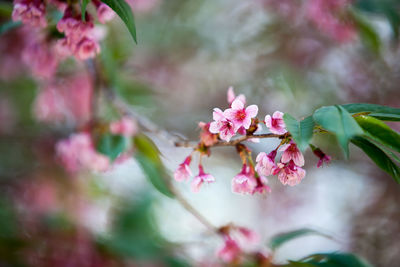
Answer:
[175,87,331,194]
[217,225,261,264]
[12,0,115,67]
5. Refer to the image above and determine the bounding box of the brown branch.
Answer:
[175,133,287,149]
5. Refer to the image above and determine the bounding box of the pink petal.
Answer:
[245,105,258,118]
[272,111,284,119]
[231,99,244,110]
[191,177,203,193]
[209,121,220,134]
[264,115,272,128]
[213,108,225,121]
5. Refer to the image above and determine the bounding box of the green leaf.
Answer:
[96,134,127,160]
[269,228,332,251]
[313,106,363,157]
[134,134,174,198]
[295,252,373,267]
[350,9,381,54]
[81,0,89,21]
[351,136,400,183]
[101,0,137,43]
[355,115,400,153]
[341,103,400,121]
[0,21,22,35]
[283,114,315,152]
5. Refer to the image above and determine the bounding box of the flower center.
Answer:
[235,109,246,121]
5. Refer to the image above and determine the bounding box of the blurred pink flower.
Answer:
[312,147,332,168]
[255,150,277,177]
[224,99,258,131]
[264,111,286,135]
[96,2,115,23]
[191,165,215,193]
[110,116,138,137]
[275,161,306,186]
[232,164,257,195]
[279,141,304,167]
[227,86,246,105]
[237,227,259,244]
[34,74,93,124]
[12,0,47,27]
[306,0,356,42]
[198,122,218,146]
[174,156,192,182]
[217,237,241,263]
[56,132,110,172]
[74,37,101,60]
[209,108,236,142]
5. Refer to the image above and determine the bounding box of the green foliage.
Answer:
[355,0,400,39]
[81,0,90,21]
[350,9,381,54]
[355,115,400,153]
[96,133,128,160]
[134,134,175,198]
[351,136,400,183]
[341,103,400,121]
[101,0,137,43]
[0,21,22,35]
[286,252,373,267]
[283,114,315,152]
[313,106,363,157]
[269,228,332,251]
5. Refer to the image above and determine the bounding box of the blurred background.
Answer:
[1,0,400,266]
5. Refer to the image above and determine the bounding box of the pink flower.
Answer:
[237,227,259,244]
[264,111,286,135]
[217,237,241,263]
[56,133,110,172]
[232,164,257,195]
[209,108,236,142]
[227,86,246,105]
[312,147,331,168]
[191,165,215,193]
[279,141,304,167]
[12,0,47,27]
[275,161,306,186]
[224,99,258,131]
[74,37,101,60]
[255,150,277,177]
[174,156,192,182]
[96,3,115,23]
[198,122,218,146]
[110,117,137,137]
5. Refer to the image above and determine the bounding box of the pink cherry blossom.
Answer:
[174,156,192,182]
[279,141,305,167]
[96,3,115,23]
[56,133,110,172]
[209,108,236,142]
[191,165,215,193]
[237,227,259,244]
[255,150,277,177]
[198,122,218,146]
[110,117,137,137]
[74,37,101,60]
[12,0,47,27]
[264,111,287,135]
[275,161,306,186]
[227,86,246,105]
[224,99,258,131]
[217,237,241,263]
[312,147,332,168]
[232,164,257,195]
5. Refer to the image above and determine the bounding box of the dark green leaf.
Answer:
[313,106,363,157]
[296,252,373,267]
[101,0,137,43]
[269,228,332,251]
[96,134,127,160]
[0,21,22,35]
[341,103,400,121]
[351,136,400,183]
[350,9,381,54]
[81,0,90,21]
[355,115,400,153]
[283,114,315,152]
[134,134,174,198]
